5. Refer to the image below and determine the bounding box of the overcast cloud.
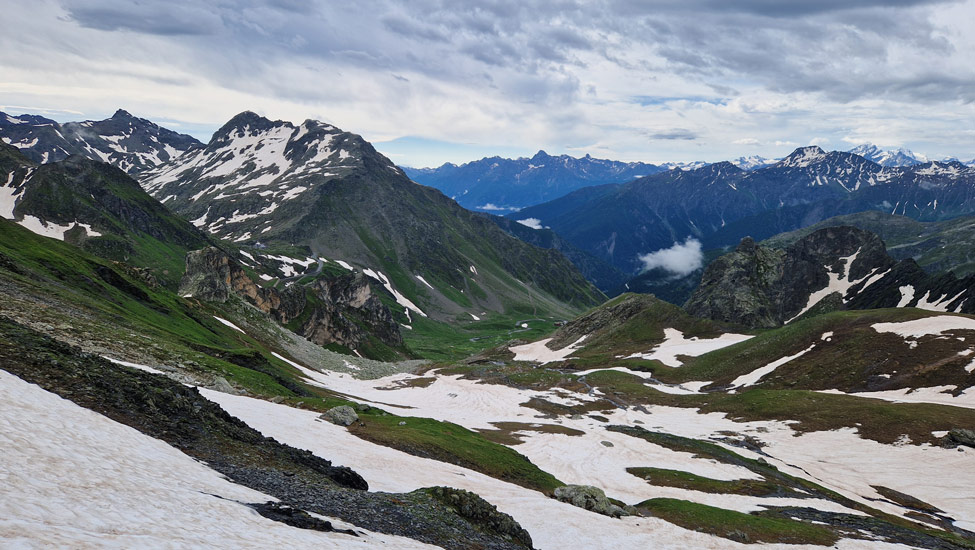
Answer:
[1,0,972,166]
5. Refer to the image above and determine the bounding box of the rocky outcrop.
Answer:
[179,247,402,352]
[426,487,534,549]
[687,225,975,327]
[686,227,894,328]
[553,485,627,518]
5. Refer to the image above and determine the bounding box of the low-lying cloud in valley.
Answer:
[638,238,704,277]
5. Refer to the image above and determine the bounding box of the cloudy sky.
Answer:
[2,0,973,167]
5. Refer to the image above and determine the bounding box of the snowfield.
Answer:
[622,328,752,367]
[220,347,975,541]
[0,370,438,549]
[204,388,923,550]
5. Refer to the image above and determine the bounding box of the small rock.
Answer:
[320,405,358,427]
[600,441,614,448]
[398,421,407,426]
[353,403,371,413]
[270,396,285,404]
[632,419,644,424]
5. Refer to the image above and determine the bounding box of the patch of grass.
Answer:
[627,467,791,497]
[636,498,839,546]
[477,422,586,446]
[404,313,557,361]
[349,410,564,493]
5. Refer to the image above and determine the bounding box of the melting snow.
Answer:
[730,344,816,388]
[213,316,246,334]
[624,328,753,367]
[510,336,587,364]
[871,316,975,338]
[362,268,427,317]
[415,274,434,289]
[786,249,875,323]
[0,370,436,549]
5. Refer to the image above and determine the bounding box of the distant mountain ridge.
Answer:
[0,110,201,174]
[513,146,975,274]
[403,150,666,212]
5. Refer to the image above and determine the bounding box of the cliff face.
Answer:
[685,227,895,328]
[179,247,403,352]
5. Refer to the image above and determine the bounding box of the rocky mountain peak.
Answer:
[111,109,135,120]
[778,146,827,168]
[686,226,896,328]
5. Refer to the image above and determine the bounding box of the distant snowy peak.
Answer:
[730,155,776,171]
[0,109,201,174]
[142,112,398,242]
[659,160,710,171]
[778,146,828,168]
[848,144,928,167]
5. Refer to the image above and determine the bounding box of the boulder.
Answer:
[321,405,358,427]
[553,485,626,518]
[944,428,975,448]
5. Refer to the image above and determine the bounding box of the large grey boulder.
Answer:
[944,428,975,448]
[553,485,626,518]
[321,405,359,427]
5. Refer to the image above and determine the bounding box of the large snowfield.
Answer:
[4,316,975,548]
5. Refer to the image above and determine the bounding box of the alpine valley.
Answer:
[3,108,975,550]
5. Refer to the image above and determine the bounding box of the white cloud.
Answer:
[0,0,973,164]
[516,218,543,230]
[637,238,704,277]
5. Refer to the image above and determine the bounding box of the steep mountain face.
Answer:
[403,150,664,212]
[180,247,405,355]
[0,143,210,287]
[0,110,202,174]
[686,226,975,328]
[513,146,975,274]
[141,112,603,320]
[848,144,927,167]
[762,210,975,277]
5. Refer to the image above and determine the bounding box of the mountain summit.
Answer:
[0,110,201,173]
[141,112,603,320]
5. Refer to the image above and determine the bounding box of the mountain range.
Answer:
[0,109,201,174]
[3,107,975,549]
[513,146,975,275]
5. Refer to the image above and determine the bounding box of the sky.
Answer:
[1,0,973,167]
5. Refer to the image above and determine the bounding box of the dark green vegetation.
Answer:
[350,412,564,493]
[0,317,532,550]
[627,467,787,497]
[1,143,212,288]
[637,498,839,545]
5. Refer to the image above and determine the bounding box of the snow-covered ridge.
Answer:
[140,114,363,241]
[777,146,827,168]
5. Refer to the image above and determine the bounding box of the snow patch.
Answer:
[624,328,752,367]
[730,344,816,388]
[510,336,587,364]
[213,316,246,334]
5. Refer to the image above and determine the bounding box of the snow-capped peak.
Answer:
[778,146,827,168]
[848,144,927,167]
